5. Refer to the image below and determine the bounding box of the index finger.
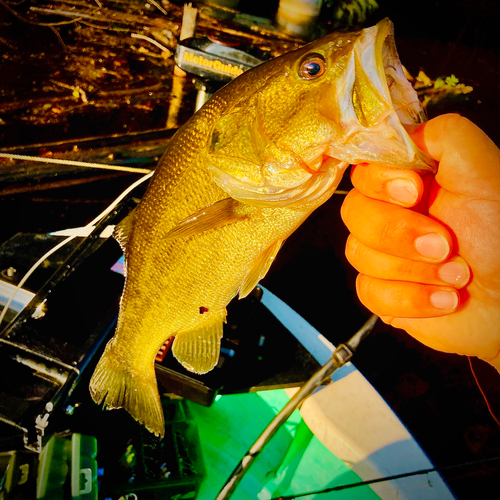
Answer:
[341,188,453,263]
[350,163,424,207]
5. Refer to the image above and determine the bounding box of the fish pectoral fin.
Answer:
[113,208,137,254]
[165,198,248,240]
[239,239,284,299]
[89,339,165,437]
[172,310,226,374]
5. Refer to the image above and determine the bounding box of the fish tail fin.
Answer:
[89,340,165,437]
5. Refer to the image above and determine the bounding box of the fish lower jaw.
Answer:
[324,96,433,169]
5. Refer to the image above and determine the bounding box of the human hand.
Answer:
[341,114,500,370]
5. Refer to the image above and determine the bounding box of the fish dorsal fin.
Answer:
[172,309,226,374]
[165,198,248,240]
[239,239,284,299]
[113,209,136,254]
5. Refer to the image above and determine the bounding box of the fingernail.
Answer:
[388,179,418,204]
[430,291,458,310]
[415,234,450,260]
[438,261,470,286]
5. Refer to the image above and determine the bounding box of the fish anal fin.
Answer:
[165,198,248,240]
[239,239,284,299]
[113,209,136,254]
[89,340,165,438]
[172,310,226,374]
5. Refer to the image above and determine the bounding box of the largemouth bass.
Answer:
[89,18,436,437]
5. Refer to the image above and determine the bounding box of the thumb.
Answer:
[410,114,500,200]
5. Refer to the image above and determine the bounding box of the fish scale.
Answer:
[90,19,437,437]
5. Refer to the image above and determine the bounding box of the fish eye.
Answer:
[299,54,326,80]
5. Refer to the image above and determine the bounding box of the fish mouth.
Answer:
[324,19,437,171]
[373,19,427,127]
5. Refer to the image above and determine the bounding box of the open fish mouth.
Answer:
[324,18,437,171]
[362,18,426,128]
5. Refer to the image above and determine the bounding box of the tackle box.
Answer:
[0,449,38,499]
[36,433,98,500]
[99,399,205,500]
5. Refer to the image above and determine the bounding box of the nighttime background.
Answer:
[0,0,499,498]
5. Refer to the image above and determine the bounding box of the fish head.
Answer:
[207,19,436,208]
[315,18,435,170]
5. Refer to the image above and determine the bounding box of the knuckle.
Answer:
[440,113,465,133]
[355,275,387,316]
[340,190,357,224]
[396,257,421,279]
[345,235,361,266]
[377,219,396,248]
[356,273,377,302]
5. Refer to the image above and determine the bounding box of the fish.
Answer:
[89,18,436,437]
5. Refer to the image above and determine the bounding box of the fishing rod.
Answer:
[215,314,378,500]
[270,455,500,499]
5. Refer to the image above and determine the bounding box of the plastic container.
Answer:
[102,399,205,500]
[36,433,98,500]
[0,449,38,499]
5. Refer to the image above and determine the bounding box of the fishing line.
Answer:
[0,171,153,327]
[270,359,500,499]
[0,153,153,174]
[468,356,500,427]
[270,455,500,499]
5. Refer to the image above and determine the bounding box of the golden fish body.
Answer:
[90,19,436,437]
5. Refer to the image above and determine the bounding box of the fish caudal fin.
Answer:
[89,341,165,437]
[172,309,225,374]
